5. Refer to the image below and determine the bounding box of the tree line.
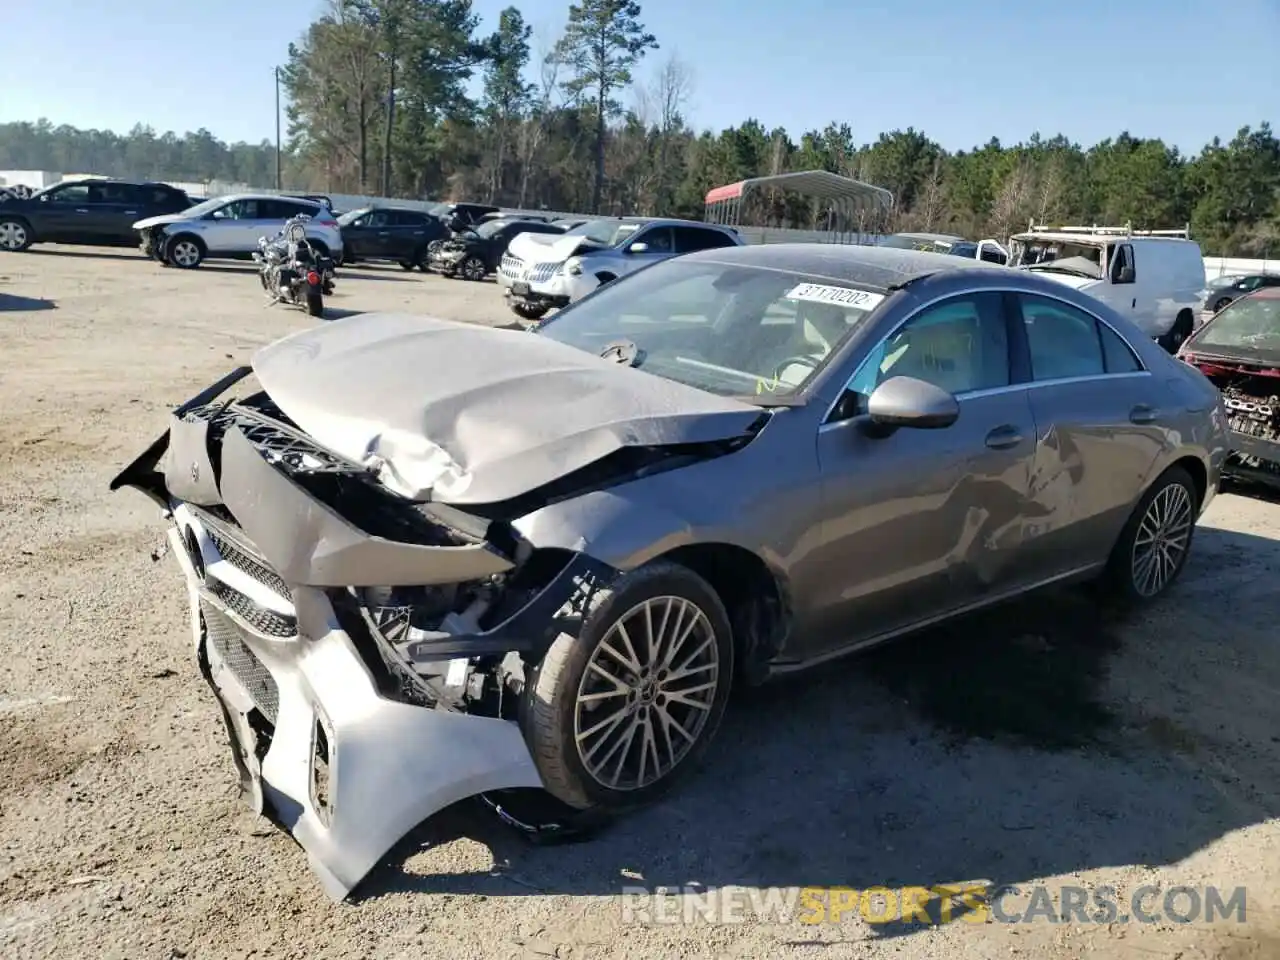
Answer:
[1,0,1277,257]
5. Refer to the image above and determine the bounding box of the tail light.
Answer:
[306,271,321,285]
[316,218,338,227]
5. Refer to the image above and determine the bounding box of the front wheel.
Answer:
[461,255,487,281]
[166,235,204,269]
[0,218,33,252]
[1212,296,1232,313]
[1098,465,1198,603]
[305,291,324,318]
[521,561,734,811]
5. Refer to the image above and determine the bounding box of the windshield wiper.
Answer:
[1030,264,1098,279]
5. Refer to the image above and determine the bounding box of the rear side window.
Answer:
[90,182,139,203]
[1099,323,1142,372]
[269,199,319,219]
[1019,294,1141,379]
[673,226,737,253]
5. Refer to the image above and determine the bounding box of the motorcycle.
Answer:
[253,214,335,317]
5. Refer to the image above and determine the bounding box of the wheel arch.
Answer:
[0,213,35,244]
[652,541,791,683]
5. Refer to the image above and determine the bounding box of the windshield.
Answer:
[534,259,888,401]
[877,234,960,253]
[1196,297,1280,353]
[337,207,372,226]
[475,219,511,238]
[173,197,229,218]
[563,219,642,246]
[1020,240,1105,278]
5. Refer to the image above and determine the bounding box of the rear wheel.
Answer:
[1158,310,1194,353]
[0,217,32,252]
[166,235,204,269]
[305,291,324,317]
[1098,465,1198,603]
[521,562,734,811]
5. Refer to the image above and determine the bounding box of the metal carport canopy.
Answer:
[704,170,894,211]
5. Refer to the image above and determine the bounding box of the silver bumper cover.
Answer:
[168,503,543,900]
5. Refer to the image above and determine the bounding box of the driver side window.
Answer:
[847,293,1011,399]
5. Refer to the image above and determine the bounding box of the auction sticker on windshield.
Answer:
[785,283,886,310]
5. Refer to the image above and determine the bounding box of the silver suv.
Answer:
[134,194,344,269]
[498,216,743,319]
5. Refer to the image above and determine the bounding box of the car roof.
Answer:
[220,193,322,205]
[893,231,966,243]
[1012,230,1193,246]
[681,241,1008,289]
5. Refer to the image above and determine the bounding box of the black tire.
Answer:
[1097,465,1199,604]
[399,260,416,271]
[512,302,549,320]
[0,217,33,252]
[1212,296,1232,313]
[305,292,324,318]
[520,561,735,811]
[460,255,487,281]
[1158,310,1194,353]
[165,234,205,269]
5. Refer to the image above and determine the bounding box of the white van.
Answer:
[1008,223,1205,352]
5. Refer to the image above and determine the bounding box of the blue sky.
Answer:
[2,0,1276,155]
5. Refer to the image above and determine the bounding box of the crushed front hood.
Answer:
[506,231,589,264]
[133,212,185,230]
[250,312,764,505]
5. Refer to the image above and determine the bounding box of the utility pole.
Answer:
[274,66,283,191]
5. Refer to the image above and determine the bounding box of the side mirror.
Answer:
[864,376,959,432]
[627,241,649,254]
[1116,265,1135,283]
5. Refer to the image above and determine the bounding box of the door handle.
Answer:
[1132,298,1137,309]
[1129,404,1158,424]
[377,231,389,237]
[124,210,137,215]
[984,425,1024,449]
[74,208,89,214]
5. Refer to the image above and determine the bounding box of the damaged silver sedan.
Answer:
[113,243,1228,898]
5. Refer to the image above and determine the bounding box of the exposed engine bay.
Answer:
[1189,357,1280,483]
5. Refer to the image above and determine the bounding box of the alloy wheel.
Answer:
[573,595,721,791]
[1130,483,1193,597]
[463,257,486,280]
[171,240,201,267]
[0,221,27,250]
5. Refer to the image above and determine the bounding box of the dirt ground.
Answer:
[1,246,1279,960]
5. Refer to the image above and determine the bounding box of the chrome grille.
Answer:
[528,261,561,282]
[208,528,290,598]
[209,579,296,638]
[499,253,523,278]
[202,600,280,723]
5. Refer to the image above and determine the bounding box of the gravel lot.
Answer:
[1,246,1279,960]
